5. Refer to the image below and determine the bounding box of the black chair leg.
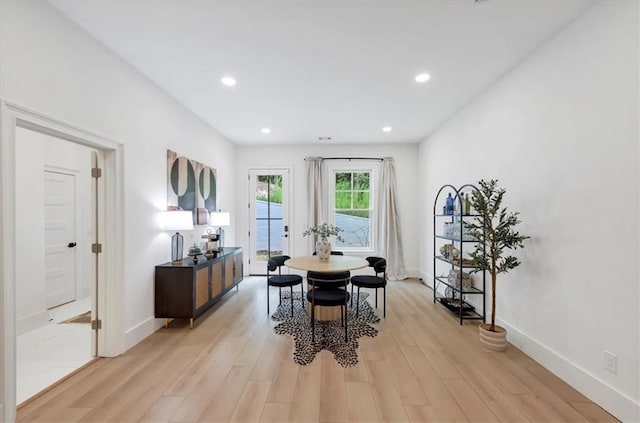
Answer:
[278,287,282,305]
[311,303,315,343]
[344,304,348,341]
[350,284,354,307]
[290,286,294,317]
[383,286,386,318]
[375,289,378,308]
[267,284,270,314]
[356,287,361,318]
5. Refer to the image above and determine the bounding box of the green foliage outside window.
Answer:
[335,171,370,218]
[256,175,283,204]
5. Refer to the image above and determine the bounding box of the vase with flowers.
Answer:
[302,223,344,261]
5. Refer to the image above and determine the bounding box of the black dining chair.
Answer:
[350,256,387,317]
[267,255,304,317]
[306,271,351,342]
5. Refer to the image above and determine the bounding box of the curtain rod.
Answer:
[305,157,384,161]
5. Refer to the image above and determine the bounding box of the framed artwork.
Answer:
[167,149,217,224]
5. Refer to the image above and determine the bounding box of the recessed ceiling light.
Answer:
[261,128,271,134]
[318,136,332,141]
[415,73,430,83]
[382,126,392,133]
[221,76,236,86]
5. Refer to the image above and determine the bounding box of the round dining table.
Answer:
[285,255,368,320]
[284,255,368,273]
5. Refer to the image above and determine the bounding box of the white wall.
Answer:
[235,143,419,275]
[14,128,94,335]
[418,2,639,421]
[0,0,237,352]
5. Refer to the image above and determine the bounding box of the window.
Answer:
[331,169,373,251]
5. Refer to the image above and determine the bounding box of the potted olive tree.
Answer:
[464,179,529,351]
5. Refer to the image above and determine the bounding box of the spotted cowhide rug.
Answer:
[271,291,380,367]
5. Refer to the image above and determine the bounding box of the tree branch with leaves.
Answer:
[464,179,530,332]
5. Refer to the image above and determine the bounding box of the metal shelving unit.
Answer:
[432,184,486,325]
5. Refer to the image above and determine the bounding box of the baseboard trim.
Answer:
[500,319,640,422]
[124,316,161,351]
[16,310,49,336]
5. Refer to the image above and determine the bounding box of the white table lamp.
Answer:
[209,211,230,249]
[160,210,194,264]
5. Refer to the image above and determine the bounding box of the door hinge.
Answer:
[91,319,102,330]
[91,243,103,253]
[248,231,250,237]
[248,202,250,208]
[91,167,102,178]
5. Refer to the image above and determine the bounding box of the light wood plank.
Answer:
[443,378,499,422]
[139,396,185,423]
[15,277,615,423]
[319,352,349,422]
[229,381,271,423]
[198,366,253,422]
[290,354,322,423]
[569,402,619,423]
[404,405,439,423]
[265,342,299,403]
[259,403,291,422]
[366,359,409,422]
[345,381,380,422]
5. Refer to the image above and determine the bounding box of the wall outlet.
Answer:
[604,351,617,374]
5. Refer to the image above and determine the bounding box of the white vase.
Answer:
[315,237,332,261]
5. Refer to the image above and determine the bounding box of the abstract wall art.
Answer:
[167,149,217,225]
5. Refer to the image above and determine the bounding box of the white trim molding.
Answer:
[501,319,640,422]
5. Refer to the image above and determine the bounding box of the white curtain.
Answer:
[378,157,408,280]
[306,157,326,252]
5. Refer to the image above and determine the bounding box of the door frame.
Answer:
[248,168,291,275]
[0,100,125,422]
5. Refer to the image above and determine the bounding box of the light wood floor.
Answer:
[17,276,617,422]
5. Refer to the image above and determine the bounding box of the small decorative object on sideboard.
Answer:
[201,226,220,258]
[188,244,202,263]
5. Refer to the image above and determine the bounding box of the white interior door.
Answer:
[44,171,77,309]
[248,169,290,274]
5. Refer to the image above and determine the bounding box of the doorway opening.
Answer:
[1,101,125,422]
[14,127,97,405]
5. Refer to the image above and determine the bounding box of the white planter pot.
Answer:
[478,323,507,351]
[315,238,332,261]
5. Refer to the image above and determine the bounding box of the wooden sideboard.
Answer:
[155,247,243,328]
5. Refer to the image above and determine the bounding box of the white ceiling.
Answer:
[49,0,595,145]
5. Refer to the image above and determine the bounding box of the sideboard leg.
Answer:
[164,318,168,329]
[190,318,194,329]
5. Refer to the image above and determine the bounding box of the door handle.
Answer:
[67,242,77,248]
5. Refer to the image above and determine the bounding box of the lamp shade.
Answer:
[209,212,230,227]
[160,210,194,231]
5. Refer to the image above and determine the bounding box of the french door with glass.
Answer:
[248,169,290,274]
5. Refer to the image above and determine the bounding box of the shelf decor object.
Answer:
[432,183,486,325]
[160,210,194,265]
[464,179,529,351]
